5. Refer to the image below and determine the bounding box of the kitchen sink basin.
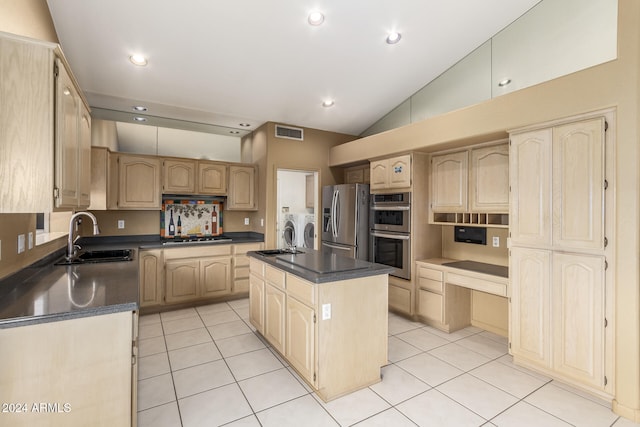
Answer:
[55,249,134,265]
[255,249,305,256]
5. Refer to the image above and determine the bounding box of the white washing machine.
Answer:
[281,213,305,248]
[302,214,315,249]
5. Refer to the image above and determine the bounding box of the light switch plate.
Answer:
[244,218,250,225]
[28,232,33,250]
[322,303,331,320]
[18,234,26,254]
[117,220,125,229]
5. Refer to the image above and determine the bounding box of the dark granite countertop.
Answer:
[248,248,393,283]
[0,232,264,328]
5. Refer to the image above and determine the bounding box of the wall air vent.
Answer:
[275,125,304,141]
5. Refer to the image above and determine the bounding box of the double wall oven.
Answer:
[369,192,411,279]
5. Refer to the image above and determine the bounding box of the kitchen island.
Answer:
[248,248,392,402]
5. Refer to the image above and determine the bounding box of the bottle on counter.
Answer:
[205,221,210,235]
[168,210,175,236]
[177,215,182,236]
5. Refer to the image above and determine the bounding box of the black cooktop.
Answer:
[162,235,232,245]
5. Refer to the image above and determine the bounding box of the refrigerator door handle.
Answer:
[322,242,351,252]
[332,190,339,238]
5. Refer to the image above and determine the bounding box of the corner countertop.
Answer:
[0,232,265,328]
[248,248,393,283]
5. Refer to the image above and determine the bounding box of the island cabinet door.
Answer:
[249,273,265,334]
[264,283,286,354]
[165,260,199,303]
[286,296,316,387]
[200,256,231,298]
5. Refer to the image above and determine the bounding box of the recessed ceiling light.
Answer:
[322,100,335,108]
[386,32,402,44]
[230,130,241,134]
[132,106,148,112]
[129,54,148,66]
[308,11,324,26]
[133,116,146,122]
[498,78,512,87]
[239,123,251,127]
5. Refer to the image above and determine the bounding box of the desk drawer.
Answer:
[446,272,507,297]
[417,277,444,294]
[417,265,443,281]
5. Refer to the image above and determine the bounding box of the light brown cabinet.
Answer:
[116,154,162,209]
[197,161,227,195]
[0,33,93,212]
[164,246,232,304]
[249,257,388,402]
[344,164,370,184]
[139,249,163,307]
[370,154,411,191]
[509,115,611,396]
[163,158,196,194]
[228,165,257,210]
[430,142,509,226]
[232,242,263,293]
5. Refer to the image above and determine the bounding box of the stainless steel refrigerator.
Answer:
[321,183,370,260]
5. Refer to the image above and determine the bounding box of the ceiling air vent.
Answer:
[275,124,304,141]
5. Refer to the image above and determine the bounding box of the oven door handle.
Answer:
[370,206,410,211]
[370,231,410,240]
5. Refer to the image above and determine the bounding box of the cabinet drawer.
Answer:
[250,258,265,276]
[233,278,249,293]
[418,289,444,323]
[286,274,314,306]
[446,272,507,297]
[234,266,250,280]
[417,277,444,294]
[417,265,443,281]
[388,284,411,314]
[165,245,231,260]
[265,265,286,290]
[234,254,249,268]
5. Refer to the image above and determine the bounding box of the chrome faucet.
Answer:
[67,212,100,260]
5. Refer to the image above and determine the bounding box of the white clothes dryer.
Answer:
[282,213,305,248]
[302,214,316,249]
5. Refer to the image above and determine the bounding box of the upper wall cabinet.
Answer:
[0,33,91,212]
[197,161,227,195]
[344,164,370,185]
[430,142,509,227]
[227,165,257,210]
[162,159,228,195]
[114,154,162,210]
[370,154,411,191]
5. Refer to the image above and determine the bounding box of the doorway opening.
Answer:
[276,169,318,250]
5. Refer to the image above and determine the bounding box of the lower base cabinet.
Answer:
[0,311,136,427]
[249,257,388,401]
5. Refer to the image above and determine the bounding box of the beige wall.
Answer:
[331,1,640,419]
[0,0,58,43]
[245,122,356,248]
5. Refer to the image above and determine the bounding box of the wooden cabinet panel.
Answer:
[470,144,509,212]
[265,283,286,354]
[78,103,92,208]
[286,296,316,386]
[163,159,195,194]
[165,260,199,303]
[228,165,257,210]
[197,161,227,195]
[431,151,468,212]
[249,272,265,334]
[232,243,263,294]
[552,252,605,388]
[552,118,605,251]
[200,256,231,298]
[55,58,80,208]
[139,249,163,307]
[509,247,552,368]
[388,283,412,314]
[370,155,411,190]
[118,154,162,209]
[510,129,552,246]
[417,289,444,323]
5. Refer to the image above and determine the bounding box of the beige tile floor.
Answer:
[137,298,639,427]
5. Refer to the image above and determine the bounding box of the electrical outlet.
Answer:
[118,220,125,229]
[260,218,264,227]
[322,303,331,320]
[492,236,500,247]
[17,234,26,254]
[244,218,250,225]
[28,232,33,250]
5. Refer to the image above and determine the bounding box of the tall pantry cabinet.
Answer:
[509,112,613,398]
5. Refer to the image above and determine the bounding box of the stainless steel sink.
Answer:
[255,249,305,256]
[55,249,134,265]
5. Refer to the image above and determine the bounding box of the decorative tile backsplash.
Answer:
[161,199,223,238]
